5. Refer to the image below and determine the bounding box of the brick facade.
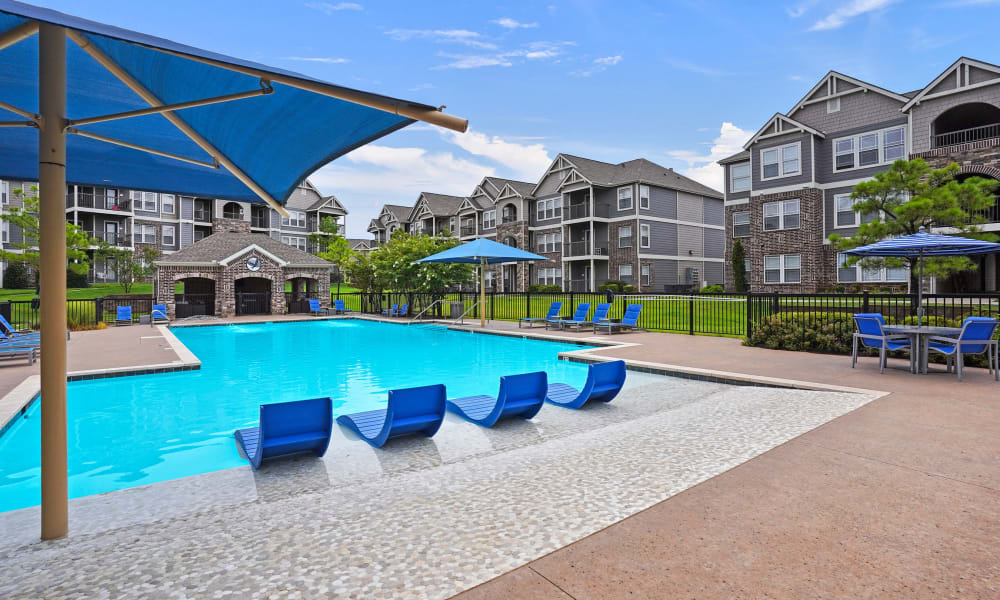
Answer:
[496,220,531,291]
[609,220,637,287]
[912,137,1000,178]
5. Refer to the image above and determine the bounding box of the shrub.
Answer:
[746,311,856,354]
[598,280,628,293]
[4,262,31,289]
[66,269,90,288]
[700,284,724,294]
[528,284,561,292]
[622,284,636,293]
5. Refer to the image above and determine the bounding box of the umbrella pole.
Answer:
[38,23,69,540]
[917,252,924,327]
[480,257,486,328]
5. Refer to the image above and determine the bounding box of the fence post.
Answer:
[525,290,531,320]
[490,290,495,321]
[688,296,695,335]
[94,297,103,326]
[569,291,574,313]
[745,292,753,339]
[862,290,870,313]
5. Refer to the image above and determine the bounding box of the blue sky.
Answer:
[33,0,1000,237]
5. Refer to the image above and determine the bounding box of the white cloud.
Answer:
[571,54,623,77]
[305,2,362,14]
[594,55,623,66]
[445,130,552,181]
[408,83,436,91]
[808,0,897,31]
[432,41,574,70]
[384,29,498,50]
[785,0,820,18]
[432,53,513,70]
[492,17,539,29]
[282,56,350,64]
[664,57,727,77]
[667,122,753,192]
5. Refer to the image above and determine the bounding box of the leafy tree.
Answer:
[731,239,747,293]
[370,230,473,293]
[343,252,382,293]
[829,159,998,291]
[3,262,31,289]
[308,215,354,297]
[0,186,95,282]
[95,245,159,294]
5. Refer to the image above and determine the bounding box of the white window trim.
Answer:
[617,186,633,211]
[618,225,633,248]
[832,125,907,173]
[640,263,650,286]
[281,235,307,251]
[763,253,801,284]
[639,223,650,248]
[639,185,650,209]
[837,252,908,283]
[826,97,840,113]
[729,162,751,193]
[618,264,633,279]
[732,210,750,238]
[762,199,800,232]
[161,194,176,215]
[483,209,496,229]
[833,193,860,229]
[759,142,802,181]
[161,224,175,246]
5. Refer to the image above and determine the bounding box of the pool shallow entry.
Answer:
[0,320,593,512]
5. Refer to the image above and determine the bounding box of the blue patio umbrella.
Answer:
[417,239,548,328]
[0,0,466,539]
[842,227,1000,325]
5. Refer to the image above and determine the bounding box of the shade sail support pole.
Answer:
[66,31,290,218]
[65,82,273,128]
[0,120,38,127]
[0,20,38,51]
[66,128,219,169]
[38,22,69,541]
[481,257,486,328]
[0,99,39,122]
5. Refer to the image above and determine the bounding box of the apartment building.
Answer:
[0,178,345,286]
[369,154,725,292]
[720,57,1000,293]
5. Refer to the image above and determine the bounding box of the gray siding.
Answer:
[724,161,751,200]
[703,228,724,259]
[181,223,193,248]
[642,220,677,256]
[677,224,704,257]
[823,185,861,238]
[750,133,813,191]
[271,209,281,228]
[180,196,193,220]
[910,84,1000,153]
[814,117,909,184]
[676,192,704,223]
[703,261,724,285]
[643,186,676,219]
[703,197,724,226]
[534,169,568,197]
[652,259,678,287]
[792,89,905,134]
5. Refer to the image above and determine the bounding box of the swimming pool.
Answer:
[0,320,594,512]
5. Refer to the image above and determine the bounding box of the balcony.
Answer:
[567,279,590,292]
[193,208,212,222]
[67,193,131,212]
[85,230,131,246]
[564,241,609,258]
[564,204,609,221]
[933,123,1000,149]
[460,225,477,237]
[251,215,269,229]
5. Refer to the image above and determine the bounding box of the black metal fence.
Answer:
[0,296,156,330]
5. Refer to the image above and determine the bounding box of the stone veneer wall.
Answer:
[496,220,531,291]
[912,137,1000,179]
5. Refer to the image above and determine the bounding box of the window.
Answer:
[827,97,840,113]
[483,209,496,229]
[281,235,307,251]
[618,264,633,281]
[836,194,858,227]
[837,252,908,283]
[732,211,750,237]
[449,217,456,233]
[617,186,633,210]
[502,204,517,223]
[132,191,158,212]
[833,126,907,172]
[280,210,305,227]
[485,270,495,289]
[1,181,8,205]
[639,185,650,209]
[763,199,799,231]
[761,143,800,180]
[641,264,650,286]
[538,267,562,286]
[161,194,175,215]
[162,225,175,246]
[640,224,650,248]
[730,162,750,192]
[837,253,857,282]
[744,257,751,276]
[618,225,633,248]
[138,224,156,244]
[764,254,800,284]
[2,221,8,243]
[223,202,244,220]
[536,232,562,253]
[536,197,563,220]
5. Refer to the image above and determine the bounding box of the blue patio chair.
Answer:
[0,330,40,347]
[115,305,133,326]
[308,298,331,316]
[336,384,446,448]
[851,313,911,374]
[394,304,409,317]
[333,299,352,314]
[234,397,334,470]
[382,303,399,317]
[563,303,611,330]
[151,304,170,324]
[546,360,627,409]
[0,314,64,340]
[446,371,547,427]
[926,316,999,382]
[594,304,643,334]
[546,302,591,330]
[518,301,563,328]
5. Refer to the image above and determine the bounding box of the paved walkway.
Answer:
[452,330,1000,600]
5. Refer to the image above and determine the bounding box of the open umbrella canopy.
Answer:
[0,0,466,208]
[842,230,1000,257]
[416,238,547,264]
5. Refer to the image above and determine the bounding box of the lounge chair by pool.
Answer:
[0,314,65,340]
[115,305,133,326]
[336,384,446,447]
[563,303,610,330]
[382,303,399,317]
[308,298,331,316]
[446,371,546,427]
[0,340,37,365]
[333,299,352,314]
[546,302,591,330]
[546,360,626,409]
[518,302,563,328]
[234,397,334,469]
[593,304,643,334]
[394,304,409,317]
[151,304,170,324]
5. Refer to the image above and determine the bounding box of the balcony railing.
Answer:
[193,208,212,222]
[460,226,477,237]
[970,202,1000,224]
[85,230,131,246]
[933,122,1000,149]
[567,204,589,220]
[67,193,131,212]
[564,241,608,257]
[251,216,269,229]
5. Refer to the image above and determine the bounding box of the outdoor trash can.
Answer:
[449,301,465,319]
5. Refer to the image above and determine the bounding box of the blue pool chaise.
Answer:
[518,302,563,328]
[308,298,331,316]
[446,371,547,427]
[546,360,627,409]
[382,303,399,317]
[151,304,170,324]
[0,314,66,340]
[336,384,446,448]
[546,302,591,330]
[115,305,132,326]
[333,299,352,314]
[234,397,334,470]
[594,304,643,334]
[563,302,611,330]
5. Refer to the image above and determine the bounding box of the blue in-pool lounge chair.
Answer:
[546,360,627,409]
[336,384,446,448]
[594,304,643,334]
[382,303,399,317]
[115,305,132,326]
[518,301,563,328]
[333,299,352,314]
[446,371,547,427]
[308,298,331,316]
[563,303,610,330]
[151,304,170,324]
[234,397,334,470]
[546,302,591,330]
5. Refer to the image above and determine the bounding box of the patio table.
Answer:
[883,325,963,374]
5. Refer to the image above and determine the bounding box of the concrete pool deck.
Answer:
[0,316,996,598]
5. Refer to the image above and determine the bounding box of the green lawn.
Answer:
[0,282,361,302]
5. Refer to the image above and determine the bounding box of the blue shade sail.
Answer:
[0,1,445,204]
[841,230,1000,257]
[416,238,548,264]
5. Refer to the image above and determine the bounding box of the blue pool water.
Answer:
[0,320,593,512]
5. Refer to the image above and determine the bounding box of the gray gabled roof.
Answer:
[418,192,465,216]
[347,238,371,249]
[156,232,331,267]
[368,218,384,231]
[494,178,536,199]
[718,150,750,165]
[561,154,723,198]
[383,204,412,224]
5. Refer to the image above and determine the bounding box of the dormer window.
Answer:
[760,143,800,180]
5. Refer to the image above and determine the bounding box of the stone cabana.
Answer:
[154,229,332,319]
